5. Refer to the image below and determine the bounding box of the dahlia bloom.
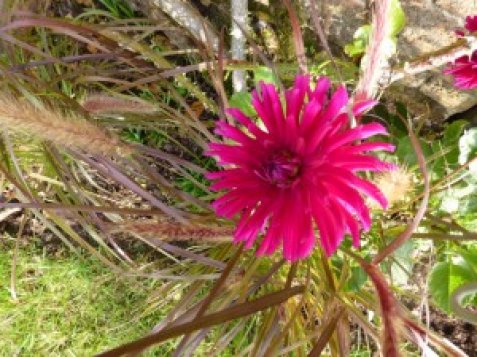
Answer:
[207,75,395,261]
[455,15,477,36]
[444,52,477,90]
[445,15,477,90]
[465,15,477,32]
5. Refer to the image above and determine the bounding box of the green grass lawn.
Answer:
[0,239,173,356]
[0,238,386,356]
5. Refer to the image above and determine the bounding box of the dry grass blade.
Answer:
[0,201,167,216]
[172,244,244,355]
[96,285,306,357]
[76,153,187,223]
[307,0,341,81]
[98,28,218,113]
[0,93,130,156]
[308,304,345,357]
[263,264,310,356]
[412,233,477,241]
[3,16,148,69]
[282,0,307,74]
[7,53,116,73]
[362,262,402,357]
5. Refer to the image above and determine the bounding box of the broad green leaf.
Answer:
[444,120,468,144]
[344,25,371,57]
[456,245,477,275]
[228,91,256,117]
[431,140,459,179]
[390,240,414,286]
[346,266,368,292]
[428,261,475,313]
[396,136,432,166]
[433,120,469,173]
[390,0,406,36]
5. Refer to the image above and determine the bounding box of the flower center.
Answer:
[258,151,302,188]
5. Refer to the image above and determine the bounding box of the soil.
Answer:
[429,308,477,356]
[406,257,477,356]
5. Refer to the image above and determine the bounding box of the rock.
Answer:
[127,0,219,50]
[321,0,477,121]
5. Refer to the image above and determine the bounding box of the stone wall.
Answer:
[323,0,477,121]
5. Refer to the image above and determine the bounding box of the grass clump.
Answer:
[0,239,172,356]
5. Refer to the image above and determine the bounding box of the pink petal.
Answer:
[325,166,388,209]
[335,142,395,155]
[329,153,397,172]
[281,191,315,261]
[312,197,341,256]
[352,100,378,117]
[226,108,264,138]
[235,201,272,246]
[311,76,331,103]
[252,88,277,135]
[215,121,255,145]
[318,176,372,231]
[300,97,322,133]
[323,123,389,154]
[321,85,349,124]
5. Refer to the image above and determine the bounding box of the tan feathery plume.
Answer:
[374,165,414,207]
[0,93,131,156]
[109,219,233,243]
[81,94,157,115]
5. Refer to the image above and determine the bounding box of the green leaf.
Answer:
[396,136,432,166]
[444,120,468,145]
[428,261,476,313]
[228,91,256,117]
[431,142,458,179]
[344,1,405,59]
[456,245,477,275]
[344,25,371,57]
[430,121,469,178]
[390,240,414,286]
[390,0,406,37]
[345,266,368,292]
[253,67,279,86]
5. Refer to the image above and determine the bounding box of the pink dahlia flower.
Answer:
[464,15,477,33]
[444,51,477,90]
[207,75,395,261]
[454,15,477,36]
[446,14,477,90]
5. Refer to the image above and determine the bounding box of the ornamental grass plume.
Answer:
[207,75,396,261]
[0,93,130,156]
[444,15,477,90]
